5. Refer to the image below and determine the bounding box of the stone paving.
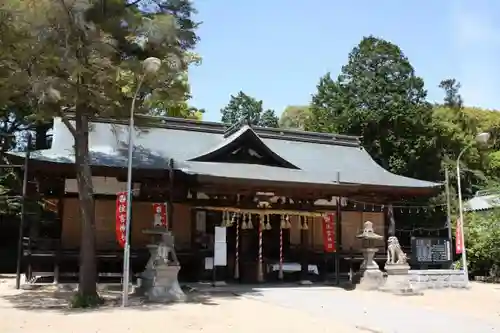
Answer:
[243,285,500,333]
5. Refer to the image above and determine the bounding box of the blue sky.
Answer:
[189,0,500,122]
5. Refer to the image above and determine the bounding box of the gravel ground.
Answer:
[0,276,362,333]
[1,275,499,333]
[244,284,500,333]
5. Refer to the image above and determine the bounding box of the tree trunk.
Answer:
[74,113,97,297]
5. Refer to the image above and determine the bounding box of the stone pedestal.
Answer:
[358,248,384,290]
[380,264,422,295]
[145,264,186,302]
[138,229,186,303]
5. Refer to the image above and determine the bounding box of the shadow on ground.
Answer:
[0,277,356,314]
[0,283,243,314]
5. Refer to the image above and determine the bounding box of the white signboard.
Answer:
[214,226,227,243]
[214,226,227,266]
[214,242,227,266]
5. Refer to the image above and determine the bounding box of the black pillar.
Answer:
[15,133,31,289]
[167,158,174,231]
[387,204,396,237]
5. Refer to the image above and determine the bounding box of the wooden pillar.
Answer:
[167,158,174,231]
[387,204,396,237]
[54,196,64,284]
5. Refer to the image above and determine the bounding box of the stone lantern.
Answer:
[138,228,186,302]
[356,221,384,290]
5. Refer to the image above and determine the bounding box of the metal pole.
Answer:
[456,156,469,284]
[122,75,145,307]
[444,168,453,267]
[15,133,31,289]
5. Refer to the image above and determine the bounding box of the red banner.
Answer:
[116,191,128,248]
[153,203,168,228]
[322,213,336,253]
[455,218,463,254]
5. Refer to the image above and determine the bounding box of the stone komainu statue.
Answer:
[386,236,407,265]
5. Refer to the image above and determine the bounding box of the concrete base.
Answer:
[380,264,422,296]
[299,280,313,285]
[408,269,469,289]
[358,269,384,290]
[142,265,186,303]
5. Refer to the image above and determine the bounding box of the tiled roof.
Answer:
[465,193,500,212]
[8,116,441,190]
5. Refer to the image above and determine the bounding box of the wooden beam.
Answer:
[194,205,326,217]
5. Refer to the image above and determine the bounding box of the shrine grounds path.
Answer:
[243,283,500,333]
[1,275,500,333]
[0,276,360,333]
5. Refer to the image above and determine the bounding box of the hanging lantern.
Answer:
[265,214,272,230]
[247,213,254,229]
[241,213,248,230]
[230,212,237,227]
[301,216,309,230]
[260,214,265,230]
[280,214,287,229]
[221,210,228,227]
[221,211,227,227]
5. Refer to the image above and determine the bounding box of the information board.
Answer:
[411,237,452,264]
[214,227,227,266]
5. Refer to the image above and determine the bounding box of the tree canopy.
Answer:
[279,105,310,130]
[221,91,278,128]
[308,36,440,180]
[0,0,200,304]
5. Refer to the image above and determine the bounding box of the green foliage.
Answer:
[308,36,440,180]
[465,210,500,277]
[0,0,201,121]
[221,91,278,127]
[0,167,21,214]
[279,105,311,130]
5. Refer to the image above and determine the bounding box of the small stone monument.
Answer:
[356,221,384,290]
[138,228,186,302]
[380,236,421,295]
